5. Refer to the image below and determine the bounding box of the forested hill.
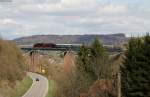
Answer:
[14,33,127,46]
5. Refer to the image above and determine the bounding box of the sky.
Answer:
[0,0,150,39]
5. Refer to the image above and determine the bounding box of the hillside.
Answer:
[0,40,26,82]
[14,33,127,46]
[0,39,26,97]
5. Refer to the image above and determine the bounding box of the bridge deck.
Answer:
[19,44,123,53]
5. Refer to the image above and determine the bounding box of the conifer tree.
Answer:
[91,38,111,79]
[140,35,150,97]
[77,44,91,72]
[75,39,112,94]
[75,44,97,93]
[121,35,150,97]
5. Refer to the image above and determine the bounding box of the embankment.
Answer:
[0,39,28,97]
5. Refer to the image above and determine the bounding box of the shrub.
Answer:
[0,40,26,83]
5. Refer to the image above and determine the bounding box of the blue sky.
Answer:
[0,0,150,39]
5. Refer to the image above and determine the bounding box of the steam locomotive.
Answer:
[33,43,81,51]
[33,43,57,48]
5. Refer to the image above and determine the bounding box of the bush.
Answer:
[0,40,26,83]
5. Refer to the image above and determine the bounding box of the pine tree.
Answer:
[90,38,111,79]
[77,44,92,73]
[141,35,150,97]
[75,39,112,94]
[75,44,97,93]
[121,36,150,97]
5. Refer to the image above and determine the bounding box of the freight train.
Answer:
[20,43,122,52]
[33,43,81,51]
[33,43,57,48]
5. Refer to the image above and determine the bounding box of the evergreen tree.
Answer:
[121,36,150,97]
[75,39,112,94]
[141,35,150,96]
[91,38,111,79]
[75,44,97,93]
[77,44,92,72]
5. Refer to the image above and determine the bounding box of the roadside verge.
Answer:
[11,76,33,97]
[46,80,54,97]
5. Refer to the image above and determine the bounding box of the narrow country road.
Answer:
[22,72,48,97]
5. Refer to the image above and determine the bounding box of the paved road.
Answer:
[22,72,48,97]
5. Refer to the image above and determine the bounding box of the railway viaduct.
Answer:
[19,43,122,72]
[20,43,81,72]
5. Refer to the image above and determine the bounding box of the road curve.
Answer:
[22,72,48,97]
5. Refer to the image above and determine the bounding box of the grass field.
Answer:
[47,80,54,97]
[11,76,33,97]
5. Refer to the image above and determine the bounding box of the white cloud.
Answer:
[0,18,17,25]
[0,0,150,39]
[19,3,61,13]
[100,4,127,13]
[18,0,97,14]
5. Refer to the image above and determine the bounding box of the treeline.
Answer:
[53,35,150,97]
[121,35,150,97]
[0,39,26,84]
[53,39,115,97]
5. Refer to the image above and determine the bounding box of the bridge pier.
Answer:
[64,51,75,74]
[29,50,39,72]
